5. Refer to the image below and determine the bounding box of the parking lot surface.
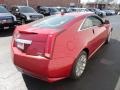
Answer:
[0,15,120,90]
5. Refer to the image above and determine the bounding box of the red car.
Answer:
[11,12,112,82]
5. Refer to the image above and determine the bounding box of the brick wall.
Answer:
[4,0,80,8]
[0,0,4,4]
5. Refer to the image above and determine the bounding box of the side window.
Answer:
[90,16,103,26]
[81,18,93,29]
[50,8,55,12]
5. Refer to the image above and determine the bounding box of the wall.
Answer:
[4,0,79,8]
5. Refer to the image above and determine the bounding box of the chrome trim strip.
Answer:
[15,39,32,44]
[77,18,86,32]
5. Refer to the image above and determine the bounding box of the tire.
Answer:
[105,31,112,44]
[70,51,87,80]
[21,19,25,24]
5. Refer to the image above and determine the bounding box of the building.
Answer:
[0,0,4,4]
[1,0,80,8]
[81,0,114,9]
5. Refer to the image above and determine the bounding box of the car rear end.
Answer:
[11,15,76,82]
[12,25,59,82]
[0,6,17,30]
[0,16,16,30]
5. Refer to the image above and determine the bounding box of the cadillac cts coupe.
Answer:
[11,12,112,82]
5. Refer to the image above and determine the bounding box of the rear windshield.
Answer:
[30,15,75,28]
[0,6,9,13]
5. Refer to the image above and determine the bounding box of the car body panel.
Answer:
[0,6,17,30]
[11,12,112,82]
[11,6,44,23]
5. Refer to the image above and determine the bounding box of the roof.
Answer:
[62,12,94,18]
[13,6,30,8]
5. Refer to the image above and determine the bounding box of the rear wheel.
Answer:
[71,51,87,80]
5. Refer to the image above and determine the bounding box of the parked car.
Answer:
[11,6,44,24]
[12,12,112,82]
[102,9,112,16]
[88,8,106,17]
[37,6,60,16]
[36,6,50,16]
[109,10,116,15]
[118,11,120,15]
[102,9,116,16]
[68,8,91,13]
[0,6,17,31]
[53,7,68,13]
[0,4,7,8]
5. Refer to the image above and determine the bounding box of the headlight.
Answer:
[13,15,17,21]
[26,16,31,20]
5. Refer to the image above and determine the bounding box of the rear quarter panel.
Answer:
[48,17,93,77]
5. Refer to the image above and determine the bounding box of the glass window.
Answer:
[0,6,9,13]
[81,16,103,29]
[90,16,103,26]
[81,18,93,29]
[30,15,75,29]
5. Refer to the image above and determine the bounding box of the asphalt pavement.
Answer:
[0,15,120,90]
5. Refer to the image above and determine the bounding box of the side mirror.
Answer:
[61,9,65,15]
[104,20,110,24]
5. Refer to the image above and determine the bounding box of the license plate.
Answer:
[4,27,9,29]
[17,42,24,50]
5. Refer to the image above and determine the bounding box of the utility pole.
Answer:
[26,0,29,6]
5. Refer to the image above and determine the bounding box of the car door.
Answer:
[79,17,98,54]
[90,16,108,49]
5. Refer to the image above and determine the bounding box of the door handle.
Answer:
[93,29,95,34]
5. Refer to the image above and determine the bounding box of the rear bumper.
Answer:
[16,66,65,82]
[12,47,72,82]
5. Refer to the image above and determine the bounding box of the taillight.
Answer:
[44,53,51,58]
[14,32,55,59]
[13,27,20,39]
[35,34,54,59]
[44,34,54,59]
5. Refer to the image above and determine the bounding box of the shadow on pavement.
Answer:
[22,38,120,90]
[0,29,14,37]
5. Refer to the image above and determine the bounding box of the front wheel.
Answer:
[70,51,87,80]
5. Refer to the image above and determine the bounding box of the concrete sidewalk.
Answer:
[0,36,27,90]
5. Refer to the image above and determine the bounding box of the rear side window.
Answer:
[81,18,93,29]
[81,16,103,29]
[90,16,103,26]
[31,15,75,28]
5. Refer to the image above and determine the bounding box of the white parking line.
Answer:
[115,77,120,90]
